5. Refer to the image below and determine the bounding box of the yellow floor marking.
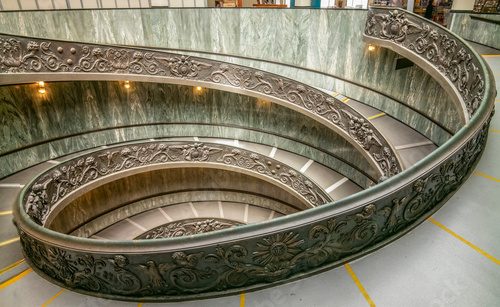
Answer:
[481,54,500,57]
[344,263,376,307]
[41,288,65,307]
[428,217,500,265]
[0,268,32,290]
[343,97,350,103]
[0,259,25,275]
[367,113,385,120]
[240,292,246,307]
[0,237,20,247]
[137,303,143,307]
[473,171,500,183]
[0,210,12,216]
[490,129,500,133]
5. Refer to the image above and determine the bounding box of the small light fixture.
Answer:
[196,86,203,91]
[124,80,130,89]
[37,81,46,94]
[368,44,375,52]
[257,99,270,106]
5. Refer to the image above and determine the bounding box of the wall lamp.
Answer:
[37,81,46,94]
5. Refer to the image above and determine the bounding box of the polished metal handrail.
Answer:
[364,8,488,122]
[23,141,331,227]
[10,8,496,301]
[0,33,402,179]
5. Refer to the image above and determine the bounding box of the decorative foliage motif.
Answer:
[364,9,485,117]
[0,34,401,178]
[23,142,330,225]
[10,14,496,300]
[18,115,491,300]
[136,219,239,239]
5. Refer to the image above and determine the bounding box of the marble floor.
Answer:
[0,54,499,307]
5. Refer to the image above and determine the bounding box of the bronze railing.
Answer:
[9,8,496,301]
[23,141,331,227]
[364,8,487,122]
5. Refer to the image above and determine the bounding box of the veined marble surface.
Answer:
[449,13,500,50]
[161,49,453,145]
[0,81,374,186]
[0,8,459,138]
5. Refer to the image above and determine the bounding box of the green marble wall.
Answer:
[0,8,459,140]
[449,13,500,50]
[0,81,374,186]
[169,50,453,145]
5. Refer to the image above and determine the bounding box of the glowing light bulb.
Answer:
[38,87,46,94]
[124,81,130,89]
[368,44,375,52]
[38,81,45,87]
[196,86,202,91]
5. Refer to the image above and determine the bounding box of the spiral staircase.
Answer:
[0,7,498,307]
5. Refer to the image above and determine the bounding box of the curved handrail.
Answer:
[22,141,331,227]
[0,33,402,179]
[364,8,487,123]
[11,8,496,301]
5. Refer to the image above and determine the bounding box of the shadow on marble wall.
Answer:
[0,8,459,142]
[0,81,374,187]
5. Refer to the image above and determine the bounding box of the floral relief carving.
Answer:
[0,38,69,72]
[137,219,239,239]
[12,11,495,300]
[20,115,490,299]
[364,9,485,117]
[23,142,331,225]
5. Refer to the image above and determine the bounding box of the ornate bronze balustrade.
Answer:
[9,8,496,302]
[136,218,241,240]
[364,8,488,122]
[23,141,331,227]
[0,34,401,179]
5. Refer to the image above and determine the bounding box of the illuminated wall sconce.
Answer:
[193,86,204,95]
[124,80,131,89]
[368,44,376,52]
[257,98,270,107]
[37,81,46,94]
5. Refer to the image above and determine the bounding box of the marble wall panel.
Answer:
[0,81,374,186]
[449,13,500,50]
[0,8,459,139]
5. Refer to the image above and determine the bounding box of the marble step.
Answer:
[328,91,437,169]
[193,137,363,200]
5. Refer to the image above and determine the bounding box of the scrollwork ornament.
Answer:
[22,141,330,225]
[17,119,490,297]
[137,219,239,239]
[365,8,486,117]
